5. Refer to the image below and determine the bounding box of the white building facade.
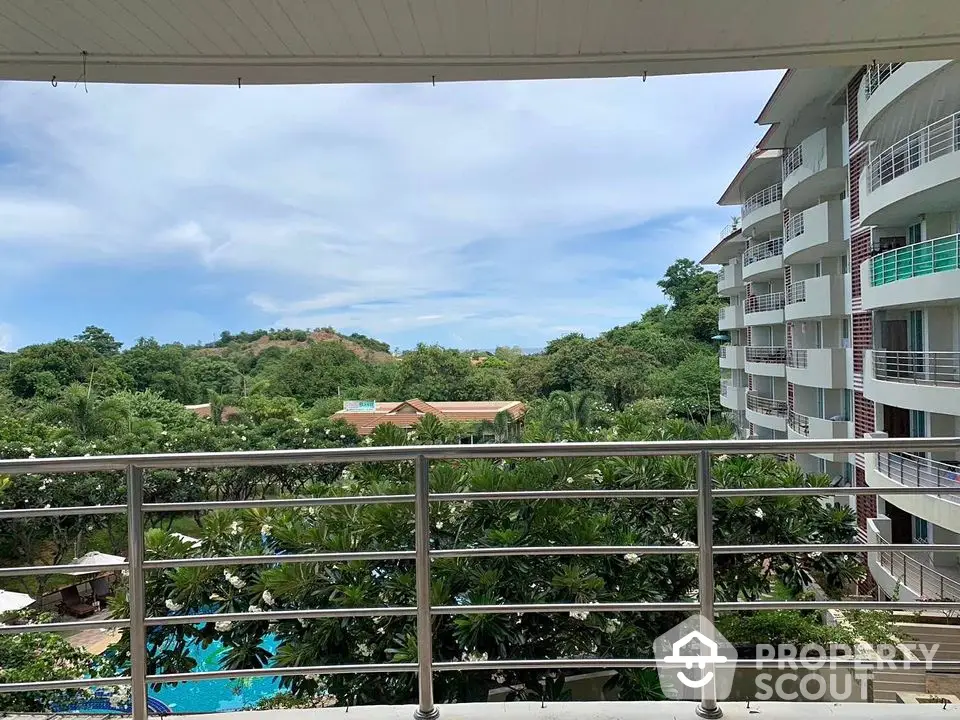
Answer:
[705,63,960,602]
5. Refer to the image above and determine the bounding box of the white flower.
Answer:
[215,621,233,632]
[210,593,224,602]
[624,553,640,565]
[569,610,590,620]
[240,435,247,441]
[165,598,183,612]
[229,521,240,535]
[492,672,506,684]
[339,434,346,440]
[435,521,444,530]
[754,508,765,519]
[357,642,373,657]
[809,551,823,560]
[224,570,246,589]
[604,618,622,634]
[463,651,488,662]
[565,476,574,484]
[260,524,272,536]
[248,605,262,613]
[717,454,730,461]
[262,590,276,606]
[324,429,331,436]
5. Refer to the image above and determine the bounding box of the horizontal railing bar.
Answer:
[716,486,960,496]
[431,545,695,559]
[714,543,960,554]
[148,606,417,626]
[436,659,960,671]
[717,600,960,611]
[144,494,415,513]
[0,618,131,635]
[144,550,415,569]
[2,438,959,476]
[430,489,698,501]
[432,602,697,615]
[147,663,418,684]
[0,676,132,693]
[0,504,127,519]
[0,561,127,577]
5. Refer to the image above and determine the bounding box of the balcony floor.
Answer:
[14,701,947,720]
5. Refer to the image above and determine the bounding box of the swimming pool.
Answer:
[153,634,283,713]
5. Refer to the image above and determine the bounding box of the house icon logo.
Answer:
[654,615,737,701]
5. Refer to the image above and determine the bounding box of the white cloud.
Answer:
[0,323,14,351]
[0,71,780,346]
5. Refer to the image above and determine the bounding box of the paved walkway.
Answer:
[62,609,120,655]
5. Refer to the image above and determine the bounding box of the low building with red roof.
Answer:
[331,399,525,436]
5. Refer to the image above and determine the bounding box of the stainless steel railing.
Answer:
[745,346,786,364]
[3,438,960,719]
[877,452,960,505]
[876,533,960,601]
[787,411,810,436]
[786,349,808,369]
[744,291,785,314]
[873,350,960,386]
[742,237,783,266]
[742,183,782,217]
[864,110,960,193]
[745,393,787,417]
[863,62,904,100]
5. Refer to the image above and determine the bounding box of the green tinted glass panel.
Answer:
[870,234,959,286]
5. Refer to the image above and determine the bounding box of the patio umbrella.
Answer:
[68,551,127,575]
[171,533,202,548]
[0,589,35,613]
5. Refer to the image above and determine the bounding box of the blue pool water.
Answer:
[153,634,283,713]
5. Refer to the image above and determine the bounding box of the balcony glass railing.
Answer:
[745,346,785,364]
[2,438,960,718]
[870,234,960,286]
[864,110,960,193]
[873,350,960,386]
[877,452,960,503]
[742,237,783,266]
[745,392,787,417]
[742,183,782,217]
[863,62,904,100]
[744,292,784,314]
[782,144,803,178]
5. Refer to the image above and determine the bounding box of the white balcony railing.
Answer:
[873,350,960,386]
[744,291,784,314]
[745,391,787,417]
[864,110,960,193]
[785,211,805,241]
[863,62,904,100]
[877,452,960,504]
[782,144,803,178]
[3,438,960,718]
[785,280,807,305]
[786,349,807,368]
[742,183,782,216]
[745,346,786,364]
[876,533,960,601]
[742,237,784,266]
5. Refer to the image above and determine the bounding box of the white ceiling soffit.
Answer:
[2,0,960,85]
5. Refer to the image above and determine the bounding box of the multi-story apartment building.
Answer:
[705,62,960,602]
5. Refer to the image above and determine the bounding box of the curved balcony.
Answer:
[781,126,845,209]
[784,274,846,322]
[859,60,953,143]
[860,110,960,227]
[717,303,743,331]
[719,381,746,411]
[744,345,785,377]
[864,349,960,415]
[740,183,782,235]
[744,291,784,327]
[718,344,744,370]
[741,236,783,281]
[867,452,960,537]
[716,260,743,296]
[782,200,846,263]
[745,391,787,432]
[786,348,849,389]
[860,234,960,310]
[868,517,960,603]
[786,410,852,463]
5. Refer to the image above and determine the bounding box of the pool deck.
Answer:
[62,610,121,655]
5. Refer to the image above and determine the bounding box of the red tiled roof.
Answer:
[331,400,525,435]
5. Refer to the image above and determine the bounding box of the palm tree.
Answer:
[475,410,518,443]
[41,383,128,440]
[547,390,598,429]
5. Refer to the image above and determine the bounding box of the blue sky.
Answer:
[0,71,781,352]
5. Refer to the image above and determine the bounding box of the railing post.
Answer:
[126,464,148,720]
[696,449,722,719]
[414,455,439,720]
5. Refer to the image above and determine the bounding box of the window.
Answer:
[817,388,825,418]
[909,310,924,352]
[908,222,923,245]
[841,318,851,349]
[914,516,930,544]
[815,321,823,349]
[910,410,926,438]
[841,253,849,274]
[843,390,853,421]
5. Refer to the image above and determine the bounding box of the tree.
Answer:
[75,326,122,356]
[266,343,371,403]
[40,383,129,440]
[4,340,99,398]
[390,345,472,401]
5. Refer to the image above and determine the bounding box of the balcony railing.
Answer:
[873,350,960,386]
[877,452,960,504]
[786,349,808,369]
[745,392,787,417]
[744,291,784,314]
[742,183,782,216]
[3,438,960,719]
[864,110,960,193]
[745,346,786,364]
[870,234,960,286]
[785,280,807,305]
[742,237,783,266]
[782,144,803,178]
[785,211,805,241]
[719,345,728,359]
[876,534,960,601]
[788,411,810,436]
[863,62,904,100]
